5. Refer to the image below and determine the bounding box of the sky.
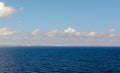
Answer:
[0,0,120,46]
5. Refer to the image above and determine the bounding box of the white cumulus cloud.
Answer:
[30,29,40,36]
[64,27,76,33]
[0,27,16,36]
[0,2,15,18]
[46,27,81,38]
[87,32,97,37]
[45,29,60,37]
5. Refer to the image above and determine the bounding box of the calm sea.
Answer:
[0,46,120,73]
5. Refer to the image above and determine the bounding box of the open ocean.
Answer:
[0,47,120,73]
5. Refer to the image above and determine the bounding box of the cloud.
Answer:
[64,27,76,33]
[0,27,119,46]
[45,27,119,38]
[0,2,15,18]
[30,29,40,36]
[0,27,16,36]
[45,29,60,37]
[45,27,81,38]
[63,27,81,36]
[23,29,40,40]
[86,32,97,37]
[108,28,116,33]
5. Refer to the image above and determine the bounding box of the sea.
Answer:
[0,46,120,73]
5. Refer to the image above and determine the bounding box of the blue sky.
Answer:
[0,0,120,46]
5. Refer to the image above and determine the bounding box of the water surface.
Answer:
[0,47,120,73]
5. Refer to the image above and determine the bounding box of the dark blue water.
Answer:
[0,47,120,73]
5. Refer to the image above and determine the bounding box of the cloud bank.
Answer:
[45,27,119,38]
[0,2,15,18]
[0,27,119,46]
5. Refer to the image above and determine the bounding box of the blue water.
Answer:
[0,47,120,73]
